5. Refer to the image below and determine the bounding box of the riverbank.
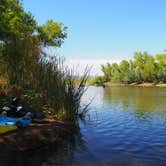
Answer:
[103,82,166,87]
[0,117,76,152]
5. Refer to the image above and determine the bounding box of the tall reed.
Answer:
[28,55,89,121]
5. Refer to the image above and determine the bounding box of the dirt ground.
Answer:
[0,118,75,152]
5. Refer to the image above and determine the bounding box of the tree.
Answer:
[111,63,121,82]
[0,0,36,41]
[119,60,130,83]
[0,0,67,86]
[132,52,145,82]
[0,0,36,84]
[133,52,156,82]
[155,54,166,83]
[142,53,156,82]
[100,52,165,84]
[38,20,67,47]
[101,63,112,81]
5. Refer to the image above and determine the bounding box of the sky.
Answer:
[23,0,166,75]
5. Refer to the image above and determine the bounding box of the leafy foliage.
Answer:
[0,0,67,86]
[38,20,67,47]
[100,52,166,84]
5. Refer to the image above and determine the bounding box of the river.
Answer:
[8,86,166,166]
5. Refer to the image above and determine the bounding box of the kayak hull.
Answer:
[0,116,31,128]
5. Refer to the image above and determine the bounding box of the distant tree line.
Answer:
[93,52,166,85]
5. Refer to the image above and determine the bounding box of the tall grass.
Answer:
[0,49,89,121]
[24,54,89,121]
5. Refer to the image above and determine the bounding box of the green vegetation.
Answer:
[0,0,88,121]
[92,52,166,86]
[0,0,67,86]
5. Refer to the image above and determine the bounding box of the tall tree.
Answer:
[0,0,67,86]
[156,54,166,83]
[101,63,112,81]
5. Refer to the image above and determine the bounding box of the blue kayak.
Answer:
[0,116,31,128]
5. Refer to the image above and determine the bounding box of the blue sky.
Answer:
[23,0,166,74]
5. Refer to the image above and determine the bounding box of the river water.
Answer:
[7,86,166,166]
[40,86,166,166]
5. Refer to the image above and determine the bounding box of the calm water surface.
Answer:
[41,86,166,166]
[7,87,166,166]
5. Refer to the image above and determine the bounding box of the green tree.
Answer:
[119,60,130,83]
[0,0,67,86]
[101,63,112,81]
[132,52,145,82]
[143,53,156,82]
[133,52,156,82]
[111,63,121,82]
[0,0,36,84]
[100,52,165,84]
[38,20,67,47]
[155,54,166,83]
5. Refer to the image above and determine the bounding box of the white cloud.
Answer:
[64,59,121,76]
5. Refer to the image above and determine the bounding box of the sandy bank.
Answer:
[103,82,166,88]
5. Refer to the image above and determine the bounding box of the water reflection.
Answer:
[104,87,166,113]
[1,87,166,166]
[80,87,166,166]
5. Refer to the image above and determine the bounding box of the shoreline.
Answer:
[103,82,166,88]
[0,117,77,153]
